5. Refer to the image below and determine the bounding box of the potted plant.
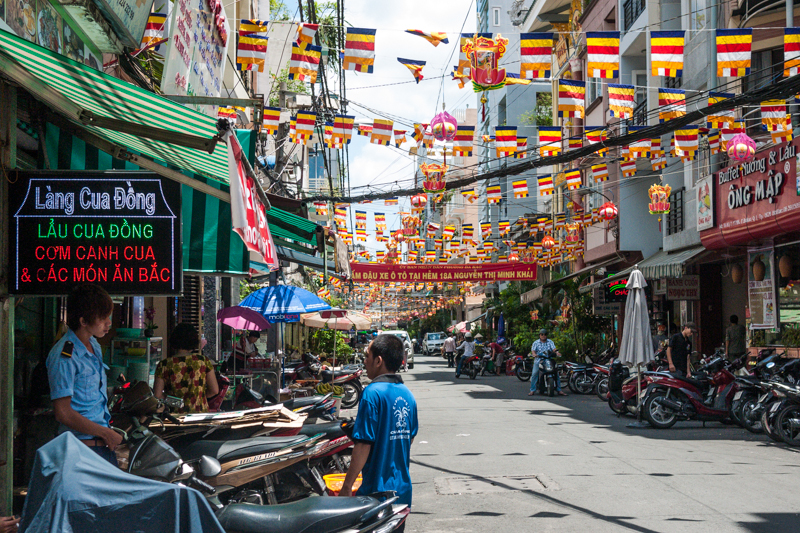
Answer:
[144,306,158,338]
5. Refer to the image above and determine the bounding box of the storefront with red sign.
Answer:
[699,138,800,357]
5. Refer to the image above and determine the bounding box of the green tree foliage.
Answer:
[518,92,553,127]
[270,0,291,20]
[310,328,353,361]
[267,65,311,107]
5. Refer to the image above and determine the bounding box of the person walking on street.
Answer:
[528,329,567,396]
[455,333,475,377]
[488,339,506,376]
[340,334,418,530]
[667,322,697,377]
[725,315,747,361]
[442,334,456,368]
[46,283,121,466]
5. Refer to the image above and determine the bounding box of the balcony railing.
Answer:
[631,99,647,126]
[623,0,646,31]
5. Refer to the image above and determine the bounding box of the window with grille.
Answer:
[666,189,684,235]
[664,76,682,89]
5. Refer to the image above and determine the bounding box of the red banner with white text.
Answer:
[350,262,537,283]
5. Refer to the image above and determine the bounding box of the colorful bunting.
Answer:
[344,28,376,73]
[385,197,398,206]
[620,160,637,177]
[568,136,583,151]
[592,164,609,182]
[332,115,355,145]
[772,117,793,144]
[514,138,528,159]
[520,33,553,79]
[443,225,455,240]
[314,202,328,216]
[461,188,477,203]
[218,107,237,121]
[716,28,752,77]
[651,31,684,77]
[628,126,650,159]
[141,11,168,49]
[586,31,620,78]
[538,175,554,196]
[608,84,635,118]
[323,122,339,149]
[262,107,281,135]
[707,131,720,154]
[495,126,517,157]
[498,220,510,235]
[454,125,475,156]
[393,129,406,147]
[586,127,609,156]
[721,121,744,151]
[658,88,686,122]
[538,126,562,156]
[237,20,269,72]
[558,79,586,118]
[289,42,321,81]
[480,222,492,239]
[375,213,386,231]
[505,73,532,85]
[564,168,582,190]
[397,58,426,83]
[295,23,319,48]
[706,92,735,128]
[761,100,787,131]
[785,28,800,77]
[674,126,699,158]
[651,151,666,171]
[371,119,393,146]
[294,111,316,145]
[487,184,502,204]
[355,210,367,229]
[406,29,449,47]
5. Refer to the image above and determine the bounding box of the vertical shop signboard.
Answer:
[748,245,776,329]
[9,171,183,296]
[696,175,714,231]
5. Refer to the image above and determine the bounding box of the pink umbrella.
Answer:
[217,306,271,331]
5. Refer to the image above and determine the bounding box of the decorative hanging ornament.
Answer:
[648,184,672,215]
[727,132,756,162]
[508,252,520,263]
[410,193,428,214]
[565,222,580,243]
[419,162,448,193]
[598,201,618,220]
[430,111,458,141]
[542,235,556,250]
[462,34,509,92]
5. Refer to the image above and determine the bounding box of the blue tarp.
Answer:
[21,433,225,533]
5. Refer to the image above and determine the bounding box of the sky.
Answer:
[329,0,478,257]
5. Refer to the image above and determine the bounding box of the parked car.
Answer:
[423,332,446,356]
[382,330,414,370]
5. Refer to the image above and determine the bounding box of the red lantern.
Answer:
[410,193,428,214]
[508,252,520,263]
[598,201,618,220]
[542,235,556,250]
[727,132,756,162]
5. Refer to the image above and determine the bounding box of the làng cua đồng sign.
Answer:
[9,171,182,296]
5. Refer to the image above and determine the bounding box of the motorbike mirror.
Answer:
[198,455,222,478]
[164,396,184,411]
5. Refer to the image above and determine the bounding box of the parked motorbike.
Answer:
[641,350,737,429]
[514,353,535,382]
[593,364,611,400]
[285,353,364,409]
[607,349,670,416]
[536,350,561,397]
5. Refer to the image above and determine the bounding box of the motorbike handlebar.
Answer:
[188,476,216,495]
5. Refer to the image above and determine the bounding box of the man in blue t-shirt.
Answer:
[340,334,419,517]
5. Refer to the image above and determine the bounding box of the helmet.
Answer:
[539,329,548,335]
[465,333,473,340]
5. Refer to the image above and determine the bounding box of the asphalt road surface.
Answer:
[403,354,800,533]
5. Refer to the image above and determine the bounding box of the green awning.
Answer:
[0,28,229,184]
[266,208,320,245]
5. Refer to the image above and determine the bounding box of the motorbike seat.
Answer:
[297,421,346,440]
[669,373,707,390]
[179,436,308,462]
[282,396,326,410]
[216,497,381,533]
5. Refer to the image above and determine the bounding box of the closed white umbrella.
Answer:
[617,267,654,428]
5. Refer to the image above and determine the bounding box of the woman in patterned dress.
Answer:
[154,323,220,413]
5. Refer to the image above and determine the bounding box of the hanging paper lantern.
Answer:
[419,162,448,193]
[565,222,580,243]
[648,184,672,215]
[508,252,520,263]
[410,193,428,213]
[727,132,756,162]
[461,35,509,93]
[598,201,618,220]
[430,111,458,141]
[542,235,556,250]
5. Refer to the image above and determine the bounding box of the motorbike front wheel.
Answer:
[775,405,800,446]
[573,372,595,395]
[341,382,362,409]
[595,377,610,401]
[515,365,531,382]
[643,390,678,429]
[761,401,784,443]
[741,399,764,434]
[608,394,626,415]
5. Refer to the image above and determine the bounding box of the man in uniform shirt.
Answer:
[725,315,747,360]
[667,322,697,378]
[46,284,121,465]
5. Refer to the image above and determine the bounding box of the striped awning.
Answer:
[637,247,707,280]
[0,29,228,184]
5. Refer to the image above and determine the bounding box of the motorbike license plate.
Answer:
[733,391,743,401]
[771,402,782,413]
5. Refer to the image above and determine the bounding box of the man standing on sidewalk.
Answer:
[340,334,419,529]
[667,322,697,377]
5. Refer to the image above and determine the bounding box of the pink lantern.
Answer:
[598,201,618,220]
[430,111,458,141]
[727,132,756,162]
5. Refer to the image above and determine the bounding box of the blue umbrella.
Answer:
[497,312,506,342]
[240,285,332,323]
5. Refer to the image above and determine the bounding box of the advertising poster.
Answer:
[696,175,714,231]
[748,246,776,329]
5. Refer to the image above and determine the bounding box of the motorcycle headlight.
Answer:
[544,360,554,372]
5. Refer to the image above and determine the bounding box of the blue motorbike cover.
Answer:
[20,433,225,533]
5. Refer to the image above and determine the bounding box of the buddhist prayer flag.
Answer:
[652,151,667,170]
[658,88,686,122]
[385,197,398,206]
[344,28,376,73]
[462,224,474,242]
[393,130,406,148]
[716,28,752,77]
[218,107,237,121]
[558,79,586,118]
[651,31,684,77]
[708,131,720,154]
[564,168,582,190]
[294,111,315,144]
[505,73,532,85]
[721,121,744,151]
[314,202,328,216]
[141,11,168,49]
[295,23,319,48]
[237,20,269,72]
[357,124,372,137]
[397,57,426,83]
[761,100,787,131]
[454,125,475,156]
[520,33,553,79]
[785,28,800,77]
[772,117,793,144]
[332,115,355,144]
[495,126,517,157]
[514,138,528,159]
[608,84,635,118]
[538,126,562,156]
[480,221,492,238]
[707,92,735,128]
[628,126,650,159]
[371,119,393,146]
[487,184,502,204]
[586,127,608,156]
[568,136,582,150]
[461,188,477,202]
[427,222,440,238]
[262,107,281,134]
[592,164,609,182]
[375,213,386,231]
[355,228,366,242]
[355,210,367,229]
[443,225,455,240]
[324,122,339,149]
[498,220,510,235]
[674,126,699,158]
[620,160,637,177]
[586,31,620,78]
[289,42,321,81]
[538,174,554,196]
[406,29,449,47]
[412,123,425,144]
[422,130,434,149]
